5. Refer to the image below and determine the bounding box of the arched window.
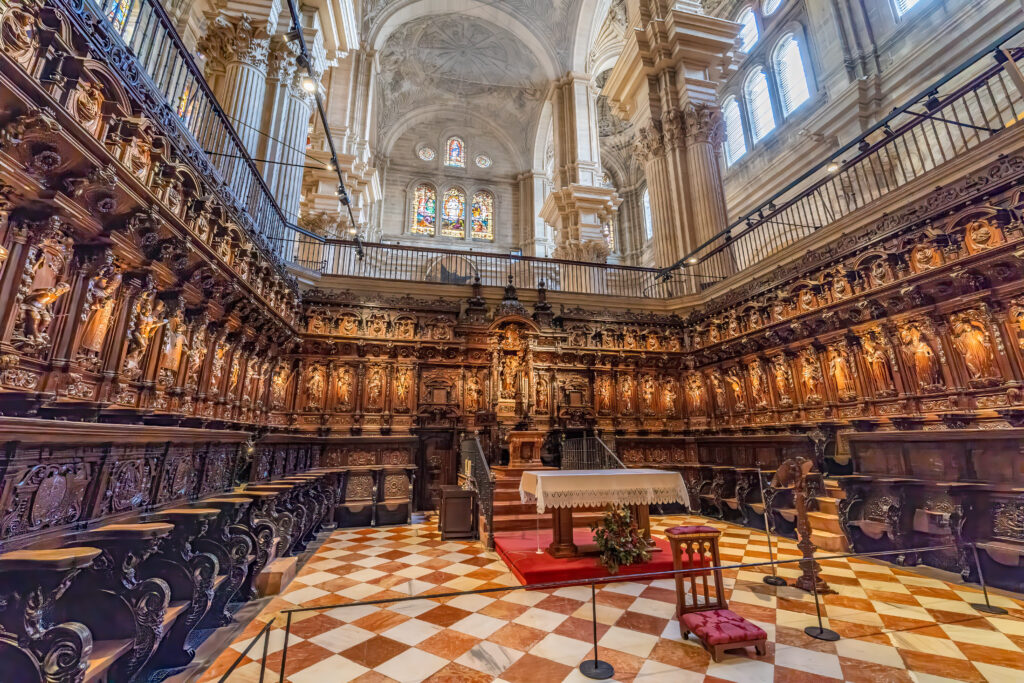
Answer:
[441,188,466,237]
[894,0,922,16]
[762,0,783,15]
[744,68,776,142]
[471,191,494,240]
[642,189,653,241]
[603,222,615,252]
[774,34,810,116]
[411,184,437,235]
[723,97,747,165]
[737,8,759,53]
[445,137,465,167]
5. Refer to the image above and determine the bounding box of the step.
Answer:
[492,502,541,516]
[491,511,606,533]
[776,508,797,523]
[815,497,840,515]
[807,511,843,535]
[84,638,133,682]
[811,529,850,553]
[823,480,846,499]
[494,489,523,502]
[256,556,297,596]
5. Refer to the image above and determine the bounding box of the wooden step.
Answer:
[84,638,133,682]
[807,511,843,535]
[823,479,846,499]
[492,502,542,516]
[494,489,523,501]
[491,511,605,533]
[811,529,850,553]
[776,508,797,522]
[815,497,840,515]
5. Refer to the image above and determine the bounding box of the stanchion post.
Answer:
[258,622,271,683]
[579,583,614,679]
[804,556,840,641]
[757,469,786,587]
[969,543,1008,615]
[279,611,293,683]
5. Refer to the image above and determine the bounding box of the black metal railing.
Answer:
[458,436,495,550]
[667,22,1024,290]
[561,436,625,470]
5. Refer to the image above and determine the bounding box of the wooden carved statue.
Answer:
[771,354,794,406]
[828,344,856,400]
[209,342,226,396]
[184,325,207,392]
[158,309,188,380]
[663,377,678,417]
[860,332,895,396]
[710,370,727,414]
[964,217,1001,252]
[726,368,745,410]
[597,375,611,411]
[78,258,122,361]
[619,375,633,413]
[339,313,359,335]
[536,375,549,412]
[395,367,411,406]
[305,364,325,410]
[123,295,165,380]
[335,366,354,409]
[749,361,768,408]
[640,375,655,414]
[949,312,999,382]
[686,374,705,416]
[271,364,291,410]
[800,349,824,403]
[366,366,386,410]
[899,323,942,389]
[465,374,482,411]
[13,282,70,351]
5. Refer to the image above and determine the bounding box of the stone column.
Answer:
[199,13,271,190]
[517,172,551,257]
[540,72,620,263]
[684,103,735,277]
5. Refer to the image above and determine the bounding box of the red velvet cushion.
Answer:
[682,609,767,646]
[666,525,718,536]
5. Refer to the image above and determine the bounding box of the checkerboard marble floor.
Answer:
[201,516,1024,682]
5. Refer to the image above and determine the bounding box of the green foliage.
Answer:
[590,505,652,574]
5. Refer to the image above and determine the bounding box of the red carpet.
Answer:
[494,528,681,585]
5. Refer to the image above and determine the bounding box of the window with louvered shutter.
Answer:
[745,68,776,141]
[774,35,810,116]
[894,0,922,16]
[642,189,653,241]
[737,8,759,53]
[723,97,747,165]
[762,0,783,15]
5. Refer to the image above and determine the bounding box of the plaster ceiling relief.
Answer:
[376,15,549,149]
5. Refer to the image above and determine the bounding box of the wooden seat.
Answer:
[84,638,133,682]
[0,546,101,571]
[665,526,766,662]
[86,522,174,540]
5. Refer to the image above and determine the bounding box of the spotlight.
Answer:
[348,227,357,235]
[686,256,699,265]
[826,161,840,174]
[858,140,871,153]
[326,159,336,171]
[925,91,942,111]
[301,76,317,93]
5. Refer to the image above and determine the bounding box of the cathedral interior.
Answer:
[2,0,1024,681]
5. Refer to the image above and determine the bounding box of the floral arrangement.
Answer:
[591,505,652,574]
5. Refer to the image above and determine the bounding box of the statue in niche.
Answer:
[640,375,655,414]
[623,329,637,349]
[798,288,817,312]
[965,217,1000,252]
[395,318,415,339]
[912,244,941,272]
[339,313,359,335]
[869,258,890,286]
[366,314,387,337]
[727,316,740,338]
[306,365,325,410]
[14,282,71,351]
[899,323,942,389]
[336,366,354,409]
[500,352,521,398]
[602,329,617,348]
[950,313,999,380]
[771,299,789,322]
[308,311,325,334]
[395,367,411,405]
[831,269,851,300]
[800,349,824,402]
[646,333,660,351]
[209,342,226,396]
[748,308,763,329]
[366,366,386,409]
[707,325,720,344]
[568,328,586,347]
[228,356,242,395]
[749,362,769,408]
[772,355,794,406]
[79,259,121,359]
[619,375,633,413]
[861,333,895,396]
[667,336,681,352]
[828,345,856,400]
[597,375,612,411]
[536,376,549,412]
[466,375,482,411]
[158,309,188,376]
[687,374,705,415]
[123,295,165,380]
[663,378,678,417]
[185,326,206,391]
[271,365,291,409]
[710,370,727,413]
[726,368,745,410]
[428,316,451,340]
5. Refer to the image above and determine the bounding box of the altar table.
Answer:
[519,469,689,558]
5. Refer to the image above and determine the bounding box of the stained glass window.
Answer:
[106,0,133,31]
[603,222,615,252]
[177,84,197,121]
[471,191,493,240]
[411,184,436,235]
[418,147,436,161]
[642,188,653,241]
[441,188,466,237]
[475,154,491,168]
[445,137,465,167]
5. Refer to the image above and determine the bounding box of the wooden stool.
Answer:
[665,525,767,662]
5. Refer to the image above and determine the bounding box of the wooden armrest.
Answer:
[86,522,174,540]
[0,546,101,571]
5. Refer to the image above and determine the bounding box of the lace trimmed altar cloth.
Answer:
[519,469,689,514]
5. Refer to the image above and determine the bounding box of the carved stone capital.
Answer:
[684,103,725,147]
[632,123,665,165]
[199,13,270,71]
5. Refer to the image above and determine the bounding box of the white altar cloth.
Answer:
[519,469,689,514]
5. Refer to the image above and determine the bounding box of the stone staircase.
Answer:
[490,465,604,533]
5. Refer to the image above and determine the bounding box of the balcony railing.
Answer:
[670,22,1024,290]
[86,0,322,265]
[307,238,677,298]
